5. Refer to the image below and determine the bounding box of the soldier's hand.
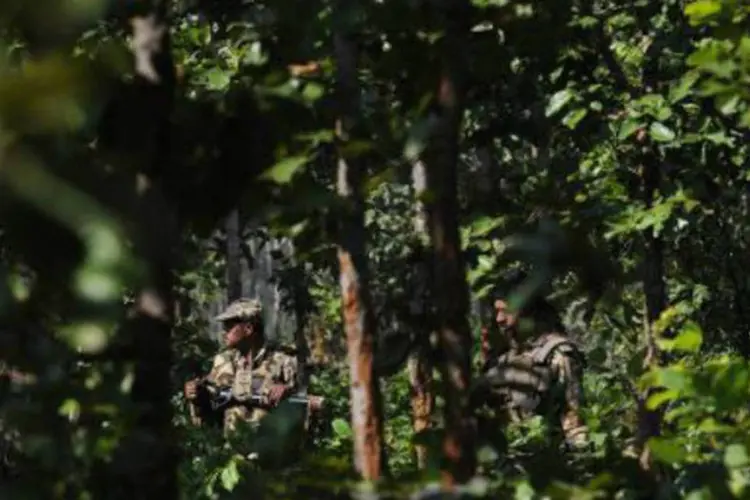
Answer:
[267,384,289,407]
[308,396,325,412]
[184,379,199,401]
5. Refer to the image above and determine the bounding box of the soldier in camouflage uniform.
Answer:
[184,298,300,434]
[472,270,589,449]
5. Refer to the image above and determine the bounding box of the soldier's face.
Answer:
[494,299,517,329]
[223,321,251,347]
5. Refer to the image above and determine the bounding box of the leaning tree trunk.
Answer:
[422,0,475,487]
[107,2,179,497]
[333,13,386,482]
[408,160,435,470]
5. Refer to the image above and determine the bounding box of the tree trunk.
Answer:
[634,38,668,480]
[423,0,475,487]
[108,2,179,497]
[637,153,667,476]
[333,18,386,482]
[225,209,242,302]
[409,160,435,470]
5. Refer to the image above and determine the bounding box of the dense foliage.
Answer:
[2,0,750,498]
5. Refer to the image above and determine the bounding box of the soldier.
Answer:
[183,298,300,434]
[472,270,589,449]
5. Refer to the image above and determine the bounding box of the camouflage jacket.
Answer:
[478,332,588,446]
[205,345,299,433]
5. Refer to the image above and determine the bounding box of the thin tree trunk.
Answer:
[635,39,668,480]
[423,0,475,487]
[225,209,242,302]
[637,153,666,476]
[333,17,386,482]
[409,160,434,470]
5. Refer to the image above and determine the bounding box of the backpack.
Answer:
[484,334,584,415]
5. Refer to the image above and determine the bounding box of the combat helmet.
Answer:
[215,298,263,322]
[491,267,553,313]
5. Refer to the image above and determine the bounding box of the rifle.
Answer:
[198,378,325,413]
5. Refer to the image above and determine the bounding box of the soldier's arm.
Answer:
[550,350,589,446]
[207,352,236,388]
[188,353,235,426]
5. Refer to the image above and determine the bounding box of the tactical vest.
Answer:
[484,334,584,417]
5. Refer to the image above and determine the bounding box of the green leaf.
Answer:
[725,444,750,468]
[646,389,679,410]
[669,71,701,103]
[684,0,722,25]
[332,418,352,438]
[220,459,241,491]
[618,119,644,140]
[203,67,232,91]
[302,82,325,102]
[545,88,574,117]
[647,437,685,464]
[658,368,691,392]
[469,216,504,237]
[657,321,703,353]
[259,155,309,184]
[649,122,676,142]
[716,93,740,115]
[563,108,588,129]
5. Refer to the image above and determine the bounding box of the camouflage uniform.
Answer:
[207,344,299,433]
[480,332,588,446]
[474,269,589,447]
[204,299,299,434]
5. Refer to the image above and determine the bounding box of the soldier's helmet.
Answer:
[215,298,263,322]
[492,268,554,313]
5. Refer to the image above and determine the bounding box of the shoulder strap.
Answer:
[531,334,582,364]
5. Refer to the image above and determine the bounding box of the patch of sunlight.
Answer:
[81,221,124,266]
[120,369,134,393]
[61,322,110,353]
[75,267,121,302]
[8,272,31,302]
[59,398,81,421]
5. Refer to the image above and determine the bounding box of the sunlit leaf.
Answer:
[563,108,588,129]
[647,437,685,464]
[684,0,722,25]
[657,321,703,353]
[649,122,676,142]
[332,418,352,438]
[302,82,325,102]
[260,155,309,184]
[618,120,644,140]
[220,458,241,491]
[725,444,750,468]
[60,322,111,354]
[646,389,679,410]
[545,88,574,117]
[669,71,701,103]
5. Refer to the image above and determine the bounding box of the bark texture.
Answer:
[225,209,243,302]
[423,0,476,487]
[409,160,435,470]
[333,22,386,481]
